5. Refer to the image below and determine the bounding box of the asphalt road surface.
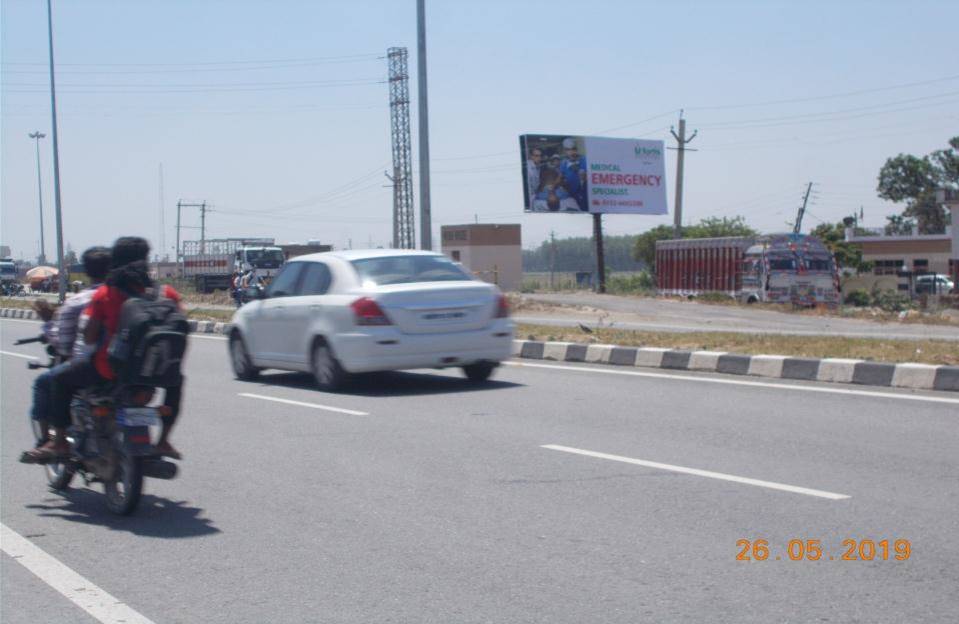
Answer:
[2,318,958,623]
[522,293,959,341]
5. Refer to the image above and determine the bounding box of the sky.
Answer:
[2,0,958,262]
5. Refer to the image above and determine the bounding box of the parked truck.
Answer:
[181,238,285,293]
[655,233,840,307]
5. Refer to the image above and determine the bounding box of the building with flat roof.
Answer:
[844,196,957,287]
[440,224,522,291]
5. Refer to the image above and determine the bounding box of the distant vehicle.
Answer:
[655,233,840,307]
[914,274,954,295]
[182,238,285,293]
[0,257,17,287]
[228,249,514,390]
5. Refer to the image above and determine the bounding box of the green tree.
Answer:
[810,220,871,272]
[632,216,757,269]
[877,136,958,234]
[883,214,915,236]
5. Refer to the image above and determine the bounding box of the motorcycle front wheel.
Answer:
[104,449,143,515]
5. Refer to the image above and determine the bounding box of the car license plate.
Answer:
[421,309,467,322]
[118,407,161,427]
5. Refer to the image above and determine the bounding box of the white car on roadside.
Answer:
[228,249,514,390]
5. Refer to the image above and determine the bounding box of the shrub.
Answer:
[871,290,914,312]
[696,291,736,304]
[844,289,871,307]
[606,271,655,295]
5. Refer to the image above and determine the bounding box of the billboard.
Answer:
[520,134,668,215]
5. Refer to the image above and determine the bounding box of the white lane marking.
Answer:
[239,392,369,416]
[0,349,38,360]
[542,444,850,500]
[1,522,156,624]
[505,361,959,406]
[0,318,42,324]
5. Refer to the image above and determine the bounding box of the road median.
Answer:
[4,307,956,392]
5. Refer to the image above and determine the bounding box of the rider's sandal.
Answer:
[19,446,69,464]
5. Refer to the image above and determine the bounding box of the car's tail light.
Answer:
[351,297,392,326]
[494,294,510,318]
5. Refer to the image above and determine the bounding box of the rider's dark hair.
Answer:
[110,236,150,268]
[81,246,111,281]
[106,237,153,293]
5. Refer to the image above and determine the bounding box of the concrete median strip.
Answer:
[512,338,959,393]
[3,307,956,392]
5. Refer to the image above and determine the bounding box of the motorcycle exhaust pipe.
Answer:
[141,458,178,480]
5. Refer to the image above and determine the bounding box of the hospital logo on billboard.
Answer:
[634,145,661,160]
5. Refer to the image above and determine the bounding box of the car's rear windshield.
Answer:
[351,255,472,286]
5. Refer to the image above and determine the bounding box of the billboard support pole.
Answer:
[593,213,606,294]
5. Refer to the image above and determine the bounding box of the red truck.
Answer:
[655,233,840,307]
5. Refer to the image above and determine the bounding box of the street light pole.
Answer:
[416,0,432,250]
[28,131,47,266]
[45,0,66,303]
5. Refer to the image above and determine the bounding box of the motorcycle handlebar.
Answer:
[14,336,43,345]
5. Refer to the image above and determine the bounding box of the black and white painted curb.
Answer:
[1,307,234,336]
[4,307,956,392]
[511,340,959,393]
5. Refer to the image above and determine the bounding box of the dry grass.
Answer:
[516,323,959,366]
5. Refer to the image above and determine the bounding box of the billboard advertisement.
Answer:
[520,134,668,215]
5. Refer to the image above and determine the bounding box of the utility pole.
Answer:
[593,214,607,293]
[29,131,47,265]
[793,182,813,234]
[200,202,207,253]
[669,110,697,239]
[549,230,556,290]
[416,0,433,250]
[158,163,166,259]
[45,0,66,302]
[176,200,182,272]
[175,200,209,270]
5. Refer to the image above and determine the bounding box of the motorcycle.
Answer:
[17,335,179,515]
[1,282,26,297]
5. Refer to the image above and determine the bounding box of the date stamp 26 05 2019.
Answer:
[737,539,911,562]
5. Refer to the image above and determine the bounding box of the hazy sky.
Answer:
[2,0,957,261]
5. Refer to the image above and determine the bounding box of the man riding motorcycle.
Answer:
[21,237,187,463]
[24,246,111,454]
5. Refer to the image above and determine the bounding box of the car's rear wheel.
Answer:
[230,334,260,381]
[462,362,496,382]
[312,340,349,392]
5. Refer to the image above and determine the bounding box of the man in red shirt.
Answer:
[22,237,185,463]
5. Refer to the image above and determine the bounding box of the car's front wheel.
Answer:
[230,334,260,381]
[312,340,349,392]
[462,362,496,382]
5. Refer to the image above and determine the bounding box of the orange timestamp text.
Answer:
[737,539,911,561]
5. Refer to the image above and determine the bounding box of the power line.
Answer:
[0,52,381,68]
[687,72,959,111]
[697,90,959,129]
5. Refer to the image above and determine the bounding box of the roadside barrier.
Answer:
[4,308,955,392]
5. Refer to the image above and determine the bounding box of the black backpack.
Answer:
[107,288,190,386]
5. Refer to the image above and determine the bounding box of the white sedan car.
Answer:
[228,249,514,390]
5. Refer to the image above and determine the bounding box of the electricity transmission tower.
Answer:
[387,47,415,249]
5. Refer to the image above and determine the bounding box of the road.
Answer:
[522,293,959,341]
[2,317,958,623]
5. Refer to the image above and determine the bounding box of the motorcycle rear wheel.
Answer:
[31,420,76,491]
[104,450,143,515]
